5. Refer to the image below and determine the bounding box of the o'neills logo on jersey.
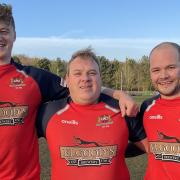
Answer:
[61,119,79,125]
[0,106,28,126]
[9,77,26,89]
[96,115,113,128]
[150,142,180,163]
[149,114,163,120]
[60,137,117,167]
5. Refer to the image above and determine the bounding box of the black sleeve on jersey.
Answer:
[36,98,68,137]
[100,93,146,142]
[138,94,160,123]
[125,142,145,158]
[125,95,160,156]
[126,94,160,142]
[12,60,69,103]
[125,115,146,142]
[100,93,119,109]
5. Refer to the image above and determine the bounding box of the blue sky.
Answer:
[2,0,180,61]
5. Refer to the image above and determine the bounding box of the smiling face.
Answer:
[66,57,101,105]
[150,44,180,99]
[0,21,16,65]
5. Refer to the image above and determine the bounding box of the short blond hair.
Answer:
[66,47,100,75]
[0,3,15,30]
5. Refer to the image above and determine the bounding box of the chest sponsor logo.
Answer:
[60,137,117,167]
[9,77,26,89]
[149,114,163,120]
[96,114,113,128]
[0,102,28,126]
[150,131,180,163]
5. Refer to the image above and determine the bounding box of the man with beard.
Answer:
[139,42,180,180]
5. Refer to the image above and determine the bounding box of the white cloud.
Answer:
[13,37,180,61]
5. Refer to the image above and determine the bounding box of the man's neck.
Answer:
[160,92,180,100]
[0,58,11,66]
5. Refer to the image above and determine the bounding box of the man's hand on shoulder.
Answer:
[118,91,139,117]
[102,88,139,117]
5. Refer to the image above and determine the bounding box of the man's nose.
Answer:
[81,74,90,81]
[159,69,169,79]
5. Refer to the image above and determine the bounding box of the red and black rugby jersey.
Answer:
[0,59,68,180]
[37,94,146,180]
[141,96,180,180]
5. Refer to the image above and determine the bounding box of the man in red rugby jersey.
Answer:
[139,42,180,180]
[0,3,139,179]
[37,48,148,180]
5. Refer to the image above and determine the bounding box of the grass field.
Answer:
[39,95,150,180]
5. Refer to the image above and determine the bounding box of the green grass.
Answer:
[39,138,51,180]
[125,95,151,179]
[133,95,151,105]
[126,154,147,180]
[39,95,151,180]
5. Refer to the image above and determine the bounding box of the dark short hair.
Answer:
[0,3,15,30]
[149,42,180,61]
[66,47,101,75]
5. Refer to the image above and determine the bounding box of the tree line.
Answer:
[13,54,153,92]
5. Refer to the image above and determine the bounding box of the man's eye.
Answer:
[0,30,9,35]
[74,73,81,76]
[168,66,176,70]
[89,72,96,76]
[151,69,159,73]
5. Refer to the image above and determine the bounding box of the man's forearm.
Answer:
[101,87,139,117]
[101,87,123,100]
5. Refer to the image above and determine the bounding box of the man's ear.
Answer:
[65,74,69,88]
[13,30,16,42]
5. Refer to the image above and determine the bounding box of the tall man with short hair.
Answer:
[37,48,148,180]
[0,3,68,179]
[140,42,180,180]
[0,3,139,179]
